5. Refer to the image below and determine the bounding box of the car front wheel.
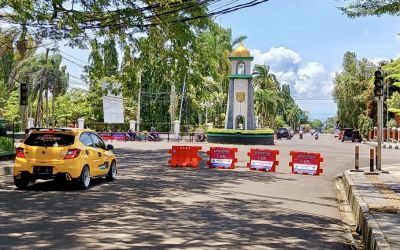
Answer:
[78,166,90,189]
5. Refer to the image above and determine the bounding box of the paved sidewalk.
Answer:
[342,165,400,249]
[0,161,13,176]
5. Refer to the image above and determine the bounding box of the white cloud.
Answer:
[251,47,334,99]
[251,47,301,73]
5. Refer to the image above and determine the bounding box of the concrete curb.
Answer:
[363,141,400,150]
[343,171,392,250]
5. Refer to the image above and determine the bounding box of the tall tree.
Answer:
[333,52,375,128]
[252,64,279,90]
[103,38,119,77]
[340,1,400,18]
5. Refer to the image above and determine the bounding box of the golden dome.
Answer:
[230,42,250,57]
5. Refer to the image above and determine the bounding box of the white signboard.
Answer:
[103,95,124,124]
[102,83,124,124]
[250,160,273,171]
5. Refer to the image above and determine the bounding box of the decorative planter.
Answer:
[206,133,274,145]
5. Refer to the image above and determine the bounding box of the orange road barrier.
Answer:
[168,146,202,168]
[289,151,323,176]
[207,147,238,169]
[247,148,279,172]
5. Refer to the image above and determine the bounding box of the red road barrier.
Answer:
[247,148,279,172]
[289,151,323,176]
[207,147,238,169]
[168,146,202,168]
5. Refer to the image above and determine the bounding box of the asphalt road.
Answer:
[0,134,398,249]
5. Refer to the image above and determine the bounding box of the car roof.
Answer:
[28,128,94,135]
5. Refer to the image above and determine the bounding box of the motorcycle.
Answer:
[146,130,161,141]
[124,132,141,142]
[299,131,303,139]
[195,133,207,142]
[314,133,319,140]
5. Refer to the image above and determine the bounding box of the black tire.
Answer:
[106,161,117,181]
[78,166,90,189]
[14,173,30,189]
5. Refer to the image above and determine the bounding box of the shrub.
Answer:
[0,137,14,152]
[206,128,274,135]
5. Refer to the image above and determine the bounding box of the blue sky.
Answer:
[218,0,400,120]
[54,0,400,121]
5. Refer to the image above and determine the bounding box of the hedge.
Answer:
[206,128,274,135]
[0,137,14,152]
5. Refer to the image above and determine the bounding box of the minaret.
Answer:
[225,42,256,130]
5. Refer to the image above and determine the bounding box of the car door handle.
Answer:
[98,152,102,157]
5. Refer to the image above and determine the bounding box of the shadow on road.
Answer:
[0,148,349,249]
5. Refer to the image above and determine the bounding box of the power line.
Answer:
[0,0,271,32]
[59,50,87,64]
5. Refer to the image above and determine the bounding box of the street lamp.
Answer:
[202,102,213,125]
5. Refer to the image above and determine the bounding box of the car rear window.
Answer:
[24,133,75,147]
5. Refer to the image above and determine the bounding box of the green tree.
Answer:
[310,119,323,130]
[340,1,400,18]
[333,52,375,128]
[103,38,119,77]
[3,89,20,122]
[252,64,279,90]
[358,113,373,138]
[254,89,283,128]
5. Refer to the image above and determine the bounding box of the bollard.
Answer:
[370,148,374,172]
[355,146,359,170]
[350,146,363,172]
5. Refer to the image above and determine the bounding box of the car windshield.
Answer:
[278,128,288,132]
[24,133,75,147]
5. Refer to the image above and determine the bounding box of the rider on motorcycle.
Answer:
[314,130,319,140]
[128,129,136,140]
[148,127,160,141]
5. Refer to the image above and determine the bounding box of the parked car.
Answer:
[13,128,117,189]
[276,127,292,140]
[340,128,362,143]
[340,128,353,142]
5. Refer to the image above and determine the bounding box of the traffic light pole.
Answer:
[376,96,383,171]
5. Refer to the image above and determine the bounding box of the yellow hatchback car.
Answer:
[13,128,117,189]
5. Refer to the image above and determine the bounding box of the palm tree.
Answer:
[255,89,283,128]
[252,64,280,90]
[285,104,302,130]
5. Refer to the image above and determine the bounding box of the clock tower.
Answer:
[225,43,256,130]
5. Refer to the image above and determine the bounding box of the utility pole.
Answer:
[136,71,142,133]
[178,75,186,123]
[35,48,49,128]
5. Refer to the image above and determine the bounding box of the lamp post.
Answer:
[202,102,213,125]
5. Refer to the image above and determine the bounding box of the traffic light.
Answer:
[20,83,28,106]
[374,70,384,97]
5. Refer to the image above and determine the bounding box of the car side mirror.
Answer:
[106,144,114,150]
